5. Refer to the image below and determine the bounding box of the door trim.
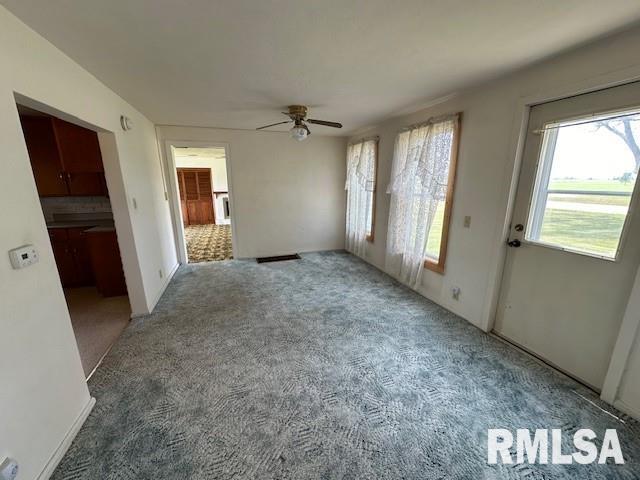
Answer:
[163,140,237,264]
[488,65,640,411]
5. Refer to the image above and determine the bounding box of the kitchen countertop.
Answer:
[84,225,116,233]
[46,219,115,230]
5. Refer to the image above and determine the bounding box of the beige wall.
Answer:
[0,7,177,479]
[350,26,640,416]
[159,127,348,258]
[618,333,640,417]
[175,154,228,191]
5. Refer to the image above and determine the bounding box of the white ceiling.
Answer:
[4,1,640,135]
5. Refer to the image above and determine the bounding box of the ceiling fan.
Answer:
[256,105,342,141]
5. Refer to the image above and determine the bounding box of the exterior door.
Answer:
[176,168,215,225]
[494,81,640,390]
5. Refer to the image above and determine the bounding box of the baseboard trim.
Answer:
[37,396,96,480]
[614,399,640,421]
[147,262,179,313]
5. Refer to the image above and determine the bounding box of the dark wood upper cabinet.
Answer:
[52,118,104,173]
[20,116,67,196]
[66,172,107,196]
[20,114,106,197]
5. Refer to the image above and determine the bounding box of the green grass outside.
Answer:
[423,180,633,261]
[549,179,634,193]
[548,194,629,206]
[538,209,625,257]
[425,204,624,260]
[426,202,445,259]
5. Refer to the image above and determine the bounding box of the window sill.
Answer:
[423,259,445,274]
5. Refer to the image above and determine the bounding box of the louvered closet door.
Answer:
[176,168,215,225]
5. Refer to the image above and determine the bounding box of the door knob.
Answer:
[507,239,521,248]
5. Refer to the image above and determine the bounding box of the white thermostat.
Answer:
[8,244,39,269]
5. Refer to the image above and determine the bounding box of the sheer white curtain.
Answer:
[345,139,377,257]
[385,115,457,287]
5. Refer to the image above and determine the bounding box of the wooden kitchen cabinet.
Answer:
[67,227,94,286]
[20,114,107,197]
[85,229,127,297]
[48,227,94,288]
[65,172,107,196]
[48,226,126,295]
[48,229,77,287]
[52,118,103,173]
[20,116,68,196]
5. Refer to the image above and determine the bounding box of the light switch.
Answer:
[8,244,39,269]
[463,216,471,228]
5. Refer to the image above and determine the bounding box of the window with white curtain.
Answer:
[386,113,460,287]
[345,138,378,256]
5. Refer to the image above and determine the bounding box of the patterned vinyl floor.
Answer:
[185,224,232,262]
[52,252,640,479]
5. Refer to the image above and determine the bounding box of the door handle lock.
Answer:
[507,239,521,248]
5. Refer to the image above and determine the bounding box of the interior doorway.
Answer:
[17,103,131,379]
[494,81,640,391]
[173,147,233,263]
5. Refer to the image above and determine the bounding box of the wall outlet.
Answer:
[451,286,461,301]
[0,457,19,480]
[159,269,163,279]
[463,216,471,228]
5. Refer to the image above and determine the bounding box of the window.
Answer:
[386,113,461,285]
[526,109,640,260]
[345,138,378,256]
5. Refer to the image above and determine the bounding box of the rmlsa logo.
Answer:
[487,429,624,465]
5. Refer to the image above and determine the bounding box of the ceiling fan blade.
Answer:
[256,120,292,130]
[306,119,343,128]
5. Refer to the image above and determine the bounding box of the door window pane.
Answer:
[526,110,640,259]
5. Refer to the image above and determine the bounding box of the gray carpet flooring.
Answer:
[53,251,640,479]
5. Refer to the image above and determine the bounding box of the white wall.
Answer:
[350,24,640,327]
[617,334,640,418]
[350,26,640,415]
[159,127,347,258]
[175,154,228,191]
[0,7,176,480]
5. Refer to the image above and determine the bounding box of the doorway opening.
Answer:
[173,147,233,263]
[17,103,130,379]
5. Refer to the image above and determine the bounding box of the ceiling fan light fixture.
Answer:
[290,125,308,141]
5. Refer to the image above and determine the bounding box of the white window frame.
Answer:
[524,109,640,262]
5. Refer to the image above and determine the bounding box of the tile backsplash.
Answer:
[40,196,112,222]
